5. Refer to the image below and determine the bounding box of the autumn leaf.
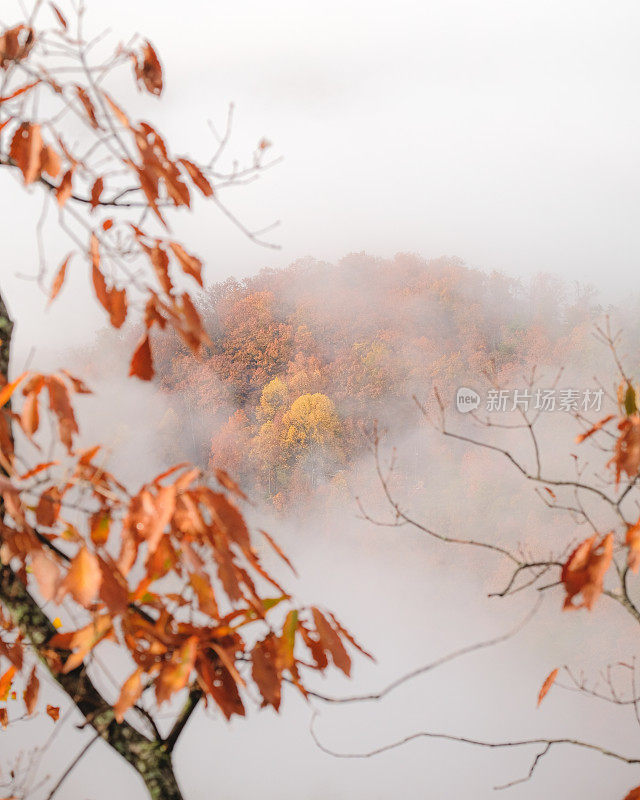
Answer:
[575,414,616,444]
[214,468,247,500]
[311,608,351,676]
[102,91,129,128]
[189,571,219,618]
[46,704,60,722]
[261,529,297,576]
[0,707,7,730]
[40,144,61,179]
[114,668,143,723]
[537,668,559,706]
[0,372,26,408]
[626,519,640,573]
[561,533,613,610]
[56,169,73,206]
[279,609,298,670]
[251,634,282,710]
[50,4,67,29]
[609,416,640,485]
[35,485,62,527]
[23,666,39,715]
[9,122,42,184]
[48,253,72,305]
[49,615,113,673]
[76,85,99,129]
[623,788,640,800]
[134,41,163,96]
[178,159,213,198]
[0,666,16,701]
[31,551,60,601]
[90,177,104,209]
[155,636,197,705]
[59,546,102,607]
[0,80,39,103]
[129,334,154,381]
[169,242,203,287]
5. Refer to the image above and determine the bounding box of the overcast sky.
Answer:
[3,0,640,345]
[99,0,640,286]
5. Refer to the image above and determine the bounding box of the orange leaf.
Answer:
[23,666,39,715]
[561,533,613,610]
[46,704,60,722]
[609,416,640,485]
[102,92,129,127]
[31,551,60,601]
[134,41,163,96]
[0,372,26,408]
[155,636,197,705]
[49,615,113,673]
[59,546,102,607]
[40,145,61,179]
[48,253,72,305]
[178,159,213,197]
[311,608,351,676]
[627,520,640,573]
[90,177,104,209]
[575,414,615,444]
[75,85,99,129]
[35,486,62,527]
[114,668,143,723]
[50,3,67,29]
[0,707,7,729]
[56,169,73,206]
[129,334,154,381]
[0,80,39,103]
[251,634,282,710]
[169,242,203,287]
[9,122,42,184]
[537,668,559,706]
[260,529,297,576]
[0,666,15,701]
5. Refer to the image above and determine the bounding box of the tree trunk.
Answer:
[0,289,186,800]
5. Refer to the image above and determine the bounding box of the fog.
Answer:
[1,1,640,798]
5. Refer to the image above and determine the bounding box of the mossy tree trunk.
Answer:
[0,289,186,800]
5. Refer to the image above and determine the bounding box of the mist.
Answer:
[1,1,639,798]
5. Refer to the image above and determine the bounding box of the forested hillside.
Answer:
[76,253,600,508]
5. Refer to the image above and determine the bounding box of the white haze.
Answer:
[1,1,639,798]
